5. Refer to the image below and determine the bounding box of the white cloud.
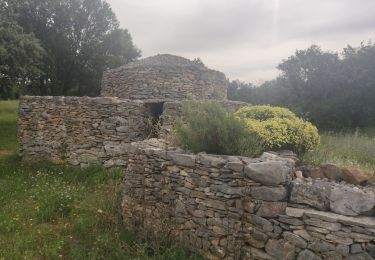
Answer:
[107,0,375,83]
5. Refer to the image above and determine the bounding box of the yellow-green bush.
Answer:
[235,105,296,121]
[235,106,320,154]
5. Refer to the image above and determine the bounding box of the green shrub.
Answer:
[174,101,264,157]
[235,105,320,154]
[235,105,296,121]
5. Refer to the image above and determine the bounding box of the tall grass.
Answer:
[303,131,375,173]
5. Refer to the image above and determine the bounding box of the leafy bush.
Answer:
[235,105,296,121]
[235,105,320,154]
[174,101,264,157]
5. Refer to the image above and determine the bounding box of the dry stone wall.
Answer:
[122,139,375,260]
[18,97,247,166]
[18,96,152,167]
[101,54,228,100]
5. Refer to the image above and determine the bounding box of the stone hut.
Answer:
[101,54,228,100]
[18,54,246,167]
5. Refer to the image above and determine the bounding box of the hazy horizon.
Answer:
[107,0,375,84]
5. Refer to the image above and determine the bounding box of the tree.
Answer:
[277,46,341,110]
[275,45,344,127]
[0,2,45,99]
[227,80,254,102]
[7,0,140,96]
[339,41,375,127]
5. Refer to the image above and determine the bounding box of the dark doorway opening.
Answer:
[145,102,164,138]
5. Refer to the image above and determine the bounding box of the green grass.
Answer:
[0,100,19,152]
[0,155,200,259]
[303,131,375,174]
[0,100,201,259]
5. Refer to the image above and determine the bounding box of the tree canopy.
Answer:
[229,42,375,129]
[0,2,45,99]
[0,0,140,98]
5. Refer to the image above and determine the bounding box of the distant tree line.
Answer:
[228,43,375,129]
[0,0,140,99]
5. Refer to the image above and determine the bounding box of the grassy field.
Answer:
[303,131,375,174]
[0,101,201,259]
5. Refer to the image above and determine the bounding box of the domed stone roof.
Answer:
[101,54,228,100]
[116,54,206,69]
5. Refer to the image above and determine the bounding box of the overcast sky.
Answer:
[107,0,375,84]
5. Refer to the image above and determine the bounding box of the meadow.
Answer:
[0,101,200,259]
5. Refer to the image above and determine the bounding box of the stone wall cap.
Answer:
[170,153,196,167]
[197,153,227,168]
[19,95,151,105]
[286,207,375,228]
[245,160,292,186]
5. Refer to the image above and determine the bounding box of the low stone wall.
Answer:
[122,139,375,259]
[18,96,151,167]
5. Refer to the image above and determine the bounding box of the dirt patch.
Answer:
[0,150,14,157]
